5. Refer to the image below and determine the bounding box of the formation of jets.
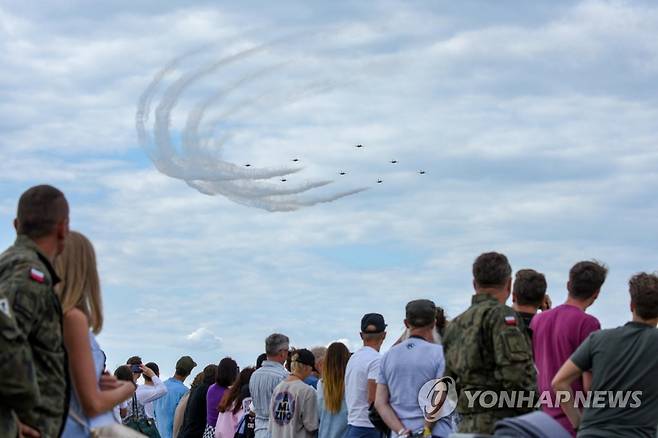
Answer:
[244,144,426,183]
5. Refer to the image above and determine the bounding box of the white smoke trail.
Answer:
[136,44,368,212]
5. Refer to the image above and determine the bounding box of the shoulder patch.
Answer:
[30,268,45,283]
[504,315,517,326]
[0,298,10,318]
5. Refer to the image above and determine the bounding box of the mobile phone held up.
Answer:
[131,364,142,373]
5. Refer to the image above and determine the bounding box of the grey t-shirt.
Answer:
[377,337,453,437]
[570,321,658,438]
[269,379,319,438]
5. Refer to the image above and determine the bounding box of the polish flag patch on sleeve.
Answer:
[504,316,517,326]
[30,268,45,283]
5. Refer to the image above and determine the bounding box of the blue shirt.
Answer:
[154,377,189,438]
[305,375,319,389]
[377,337,452,437]
[317,379,348,438]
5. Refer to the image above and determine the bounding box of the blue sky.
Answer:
[1,0,658,379]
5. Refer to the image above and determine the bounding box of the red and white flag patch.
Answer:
[30,268,45,283]
[504,316,517,326]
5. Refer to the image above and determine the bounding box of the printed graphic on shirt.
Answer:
[272,391,296,426]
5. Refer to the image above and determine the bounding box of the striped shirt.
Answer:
[249,360,289,438]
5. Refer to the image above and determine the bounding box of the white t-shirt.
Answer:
[344,346,380,428]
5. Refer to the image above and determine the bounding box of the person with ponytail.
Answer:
[317,342,351,438]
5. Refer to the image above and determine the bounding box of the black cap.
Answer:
[406,299,437,327]
[176,356,197,374]
[291,348,317,372]
[361,313,387,333]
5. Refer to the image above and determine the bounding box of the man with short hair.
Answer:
[443,252,536,434]
[531,260,606,435]
[304,346,327,388]
[154,355,197,438]
[345,313,387,438]
[250,333,291,438]
[553,272,658,437]
[512,269,549,339]
[375,300,453,438]
[0,185,70,438]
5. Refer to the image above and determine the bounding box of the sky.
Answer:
[1,0,658,379]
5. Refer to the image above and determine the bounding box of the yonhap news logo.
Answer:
[418,376,458,421]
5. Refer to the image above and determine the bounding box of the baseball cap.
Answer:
[176,356,197,374]
[406,299,437,327]
[361,313,387,333]
[291,348,317,372]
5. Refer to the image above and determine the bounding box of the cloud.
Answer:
[181,327,223,351]
[1,0,658,372]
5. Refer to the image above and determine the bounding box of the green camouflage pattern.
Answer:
[0,235,68,438]
[443,293,536,434]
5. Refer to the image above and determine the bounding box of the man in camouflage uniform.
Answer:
[0,185,70,437]
[443,252,536,434]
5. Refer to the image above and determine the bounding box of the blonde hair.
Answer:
[55,231,103,333]
[322,342,350,413]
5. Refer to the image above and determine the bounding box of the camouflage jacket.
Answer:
[443,293,536,415]
[0,235,69,438]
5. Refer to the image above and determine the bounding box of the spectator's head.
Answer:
[114,365,133,382]
[175,355,197,380]
[265,333,290,364]
[188,372,203,390]
[472,252,512,302]
[216,357,239,388]
[629,273,658,323]
[202,364,218,385]
[15,185,69,256]
[290,348,316,380]
[310,346,327,376]
[219,366,256,414]
[127,356,143,381]
[322,342,351,414]
[434,307,448,339]
[256,353,267,369]
[567,260,607,304]
[513,269,548,311]
[143,362,159,383]
[360,313,387,349]
[54,231,103,334]
[405,299,437,331]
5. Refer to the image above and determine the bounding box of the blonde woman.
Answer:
[56,231,135,437]
[317,342,350,438]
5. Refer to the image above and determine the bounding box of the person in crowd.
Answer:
[57,231,136,436]
[0,185,71,438]
[317,342,351,438]
[121,357,168,422]
[443,252,536,434]
[175,371,207,438]
[512,269,549,339]
[178,366,216,438]
[142,362,168,419]
[154,355,198,438]
[205,357,240,437]
[250,333,290,438]
[553,272,658,437]
[257,353,267,369]
[114,365,135,421]
[216,367,256,438]
[345,313,387,438]
[531,260,606,436]
[304,346,327,389]
[376,299,453,438]
[270,349,319,438]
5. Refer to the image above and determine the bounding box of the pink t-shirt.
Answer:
[530,304,600,436]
